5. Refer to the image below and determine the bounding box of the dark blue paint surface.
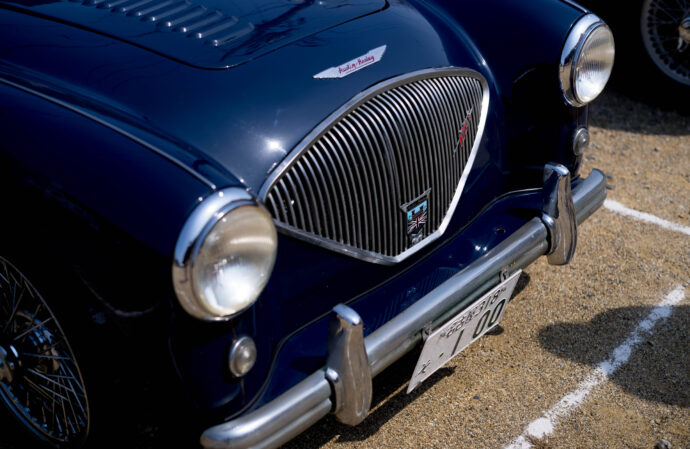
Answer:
[0,0,588,429]
[1,0,386,69]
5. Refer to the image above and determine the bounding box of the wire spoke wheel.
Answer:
[0,256,90,447]
[641,0,690,85]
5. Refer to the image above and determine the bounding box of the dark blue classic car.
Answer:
[0,0,614,447]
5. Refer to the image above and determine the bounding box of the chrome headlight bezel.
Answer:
[559,13,615,107]
[172,188,277,321]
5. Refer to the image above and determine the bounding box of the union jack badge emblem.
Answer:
[405,198,428,245]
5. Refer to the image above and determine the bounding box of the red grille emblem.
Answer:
[453,107,473,154]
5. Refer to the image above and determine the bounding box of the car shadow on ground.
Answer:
[537,305,689,408]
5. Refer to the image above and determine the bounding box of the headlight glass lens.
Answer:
[192,205,277,317]
[573,25,615,104]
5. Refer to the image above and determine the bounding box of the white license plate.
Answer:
[407,270,521,393]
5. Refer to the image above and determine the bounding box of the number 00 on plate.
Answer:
[408,270,521,393]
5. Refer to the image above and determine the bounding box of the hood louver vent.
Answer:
[5,0,384,68]
[67,0,254,47]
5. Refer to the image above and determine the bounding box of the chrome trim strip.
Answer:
[0,74,217,190]
[559,13,609,107]
[200,169,607,449]
[260,67,490,265]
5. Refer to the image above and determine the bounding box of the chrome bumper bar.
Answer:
[201,168,607,449]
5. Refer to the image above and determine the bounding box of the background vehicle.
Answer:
[577,0,689,106]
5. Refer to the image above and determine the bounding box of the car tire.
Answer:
[0,250,175,449]
[0,254,93,448]
[603,0,689,109]
[639,0,690,89]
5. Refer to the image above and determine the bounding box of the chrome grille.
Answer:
[262,69,488,264]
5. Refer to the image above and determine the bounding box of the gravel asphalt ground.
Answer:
[282,89,690,449]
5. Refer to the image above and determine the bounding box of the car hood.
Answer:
[0,0,385,69]
[0,0,582,194]
[1,0,505,193]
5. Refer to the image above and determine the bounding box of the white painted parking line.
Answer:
[604,200,690,236]
[504,284,687,449]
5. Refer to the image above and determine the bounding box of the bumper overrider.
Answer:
[201,165,607,449]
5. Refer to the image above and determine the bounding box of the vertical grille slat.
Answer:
[415,80,449,231]
[375,92,418,253]
[400,84,438,234]
[335,124,373,248]
[266,194,281,224]
[311,146,345,243]
[318,138,352,246]
[367,98,411,256]
[462,79,475,166]
[341,118,381,252]
[461,78,481,164]
[294,161,323,235]
[271,182,289,224]
[456,78,473,168]
[391,87,430,202]
[329,127,366,247]
[289,166,309,232]
[277,178,299,227]
[439,77,463,188]
[263,70,487,263]
[411,83,441,234]
[447,77,467,169]
[281,172,305,231]
[381,91,420,205]
[304,152,338,241]
[358,105,401,255]
[428,78,459,212]
[351,109,387,254]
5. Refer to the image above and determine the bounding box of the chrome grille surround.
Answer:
[260,68,490,264]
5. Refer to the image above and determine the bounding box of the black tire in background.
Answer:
[0,166,204,449]
[0,255,91,448]
[640,0,690,88]
[601,0,689,110]
[0,248,196,449]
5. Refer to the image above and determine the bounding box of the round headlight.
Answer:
[173,189,278,321]
[560,14,615,107]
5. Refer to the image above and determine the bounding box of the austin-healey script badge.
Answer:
[314,45,387,79]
